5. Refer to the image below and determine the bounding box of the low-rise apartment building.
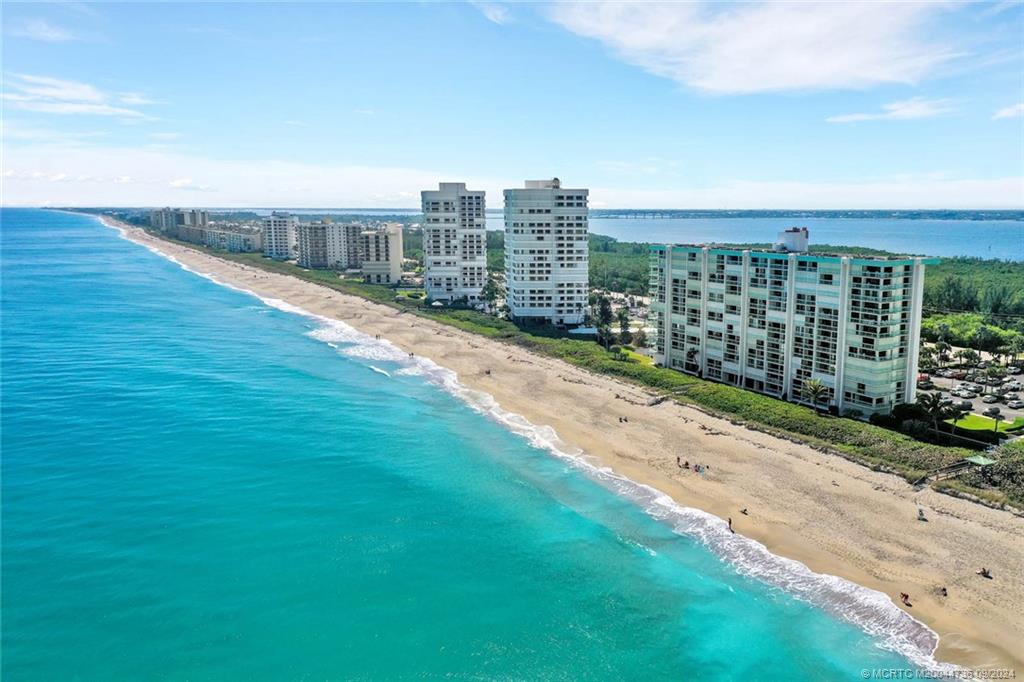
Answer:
[647,231,935,415]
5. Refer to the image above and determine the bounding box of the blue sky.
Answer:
[2,1,1022,208]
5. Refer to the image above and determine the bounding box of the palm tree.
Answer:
[992,412,1005,437]
[1009,337,1024,366]
[801,378,830,414]
[934,341,952,367]
[949,408,966,444]
[916,392,950,437]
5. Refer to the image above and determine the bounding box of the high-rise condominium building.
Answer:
[150,208,209,231]
[503,178,589,326]
[420,182,487,302]
[647,231,935,416]
[360,223,404,284]
[296,220,366,270]
[262,212,298,260]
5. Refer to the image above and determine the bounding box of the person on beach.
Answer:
[727,517,734,533]
[977,567,993,579]
[740,508,748,516]
[940,587,948,597]
[683,460,689,469]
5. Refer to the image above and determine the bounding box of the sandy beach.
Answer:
[104,217,1023,671]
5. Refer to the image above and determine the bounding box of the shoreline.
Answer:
[97,215,1023,671]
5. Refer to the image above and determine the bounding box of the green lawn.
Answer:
[946,414,1024,432]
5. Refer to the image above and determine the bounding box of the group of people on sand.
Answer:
[898,568,993,610]
[617,416,629,423]
[676,456,709,475]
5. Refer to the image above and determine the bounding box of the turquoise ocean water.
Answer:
[2,208,945,679]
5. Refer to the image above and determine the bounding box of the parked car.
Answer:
[1007,400,1024,409]
[956,391,977,399]
[977,362,989,369]
[982,394,1001,404]
[1004,392,1020,401]
[1007,366,1022,375]
[939,397,954,407]
[958,400,973,411]
[950,370,968,380]
[1004,381,1022,391]
[917,380,934,390]
[982,406,1001,417]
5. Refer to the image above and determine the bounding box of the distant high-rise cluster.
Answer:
[150,207,261,253]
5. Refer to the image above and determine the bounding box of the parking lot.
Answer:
[917,367,1024,424]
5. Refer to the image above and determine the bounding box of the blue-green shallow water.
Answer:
[2,208,933,680]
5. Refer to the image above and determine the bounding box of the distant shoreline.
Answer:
[90,212,1024,672]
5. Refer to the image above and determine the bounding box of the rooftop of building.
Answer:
[652,242,940,264]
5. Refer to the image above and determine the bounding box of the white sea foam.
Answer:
[105,216,957,673]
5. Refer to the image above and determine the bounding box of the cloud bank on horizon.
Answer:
[2,1,1022,208]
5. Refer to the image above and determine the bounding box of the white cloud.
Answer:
[2,74,156,120]
[470,1,511,25]
[149,132,182,140]
[2,140,1019,209]
[548,2,961,94]
[826,97,954,123]
[13,19,77,42]
[993,102,1024,120]
[118,92,157,105]
[354,108,375,116]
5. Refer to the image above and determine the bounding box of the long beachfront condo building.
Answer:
[503,178,589,326]
[421,182,487,302]
[263,212,298,260]
[648,233,935,416]
[296,220,364,270]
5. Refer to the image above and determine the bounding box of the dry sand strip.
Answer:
[103,217,1023,671]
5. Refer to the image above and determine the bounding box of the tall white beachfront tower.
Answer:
[420,182,487,302]
[262,212,298,260]
[503,178,589,326]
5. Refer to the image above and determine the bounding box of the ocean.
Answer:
[2,207,945,679]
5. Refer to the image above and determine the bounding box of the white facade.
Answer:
[775,227,809,253]
[326,222,365,269]
[504,178,589,325]
[421,182,487,302]
[296,220,364,269]
[648,243,935,416]
[360,223,403,284]
[262,212,298,260]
